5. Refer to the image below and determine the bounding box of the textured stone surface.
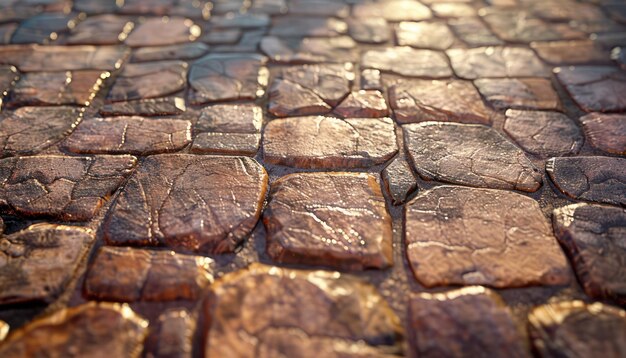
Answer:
[395,21,456,50]
[107,61,188,102]
[382,156,417,205]
[547,156,626,206]
[100,97,186,117]
[353,0,431,22]
[531,40,611,65]
[447,47,549,79]
[9,70,107,106]
[261,36,358,64]
[0,45,127,72]
[264,172,393,270]
[362,47,452,78]
[580,113,626,155]
[131,43,209,63]
[11,12,77,44]
[347,18,389,44]
[403,122,543,192]
[481,9,585,43]
[104,155,268,254]
[263,116,397,168]
[448,17,503,47]
[405,186,571,288]
[65,15,133,45]
[334,90,389,118]
[556,66,626,112]
[269,17,347,37]
[125,17,200,47]
[144,309,195,358]
[474,78,563,111]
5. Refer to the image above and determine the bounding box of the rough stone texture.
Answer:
[263,116,397,168]
[0,65,19,107]
[528,301,626,358]
[362,47,452,78]
[11,12,77,44]
[431,3,475,18]
[0,45,128,72]
[107,61,188,102]
[403,122,543,192]
[100,97,186,117]
[104,155,268,254]
[261,36,358,64]
[347,18,389,44]
[144,309,195,358]
[555,66,626,112]
[395,21,456,50]
[269,17,347,37]
[553,203,626,305]
[334,90,389,118]
[62,117,191,155]
[405,186,571,288]
[84,246,213,302]
[530,40,612,65]
[65,15,133,45]
[0,302,148,358]
[474,78,563,111]
[130,43,209,63]
[547,156,626,206]
[204,263,404,357]
[0,155,136,221]
[504,110,583,157]
[409,287,530,358]
[361,69,382,91]
[447,47,549,79]
[0,224,94,305]
[481,9,585,43]
[448,17,503,47]
[580,113,626,155]
[353,0,432,22]
[382,156,417,205]
[264,172,393,270]
[389,79,491,124]
[125,17,200,47]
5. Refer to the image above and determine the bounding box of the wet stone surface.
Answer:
[124,17,200,47]
[556,66,626,113]
[106,61,188,102]
[8,71,107,107]
[100,97,186,117]
[362,47,452,78]
[580,113,626,155]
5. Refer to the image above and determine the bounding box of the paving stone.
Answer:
[11,12,77,44]
[65,15,133,45]
[188,53,268,104]
[130,42,209,62]
[0,224,93,305]
[0,45,128,72]
[0,23,17,44]
[104,155,268,254]
[404,122,542,192]
[528,301,626,358]
[580,113,626,155]
[409,287,530,358]
[382,156,417,205]
[203,263,403,357]
[85,246,212,302]
[431,3,476,18]
[474,78,563,111]
[261,36,358,64]
[447,47,549,79]
[269,17,347,37]
[553,203,626,305]
[396,21,456,50]
[547,156,626,206]
[504,110,583,157]
[334,90,389,118]
[0,302,148,358]
[530,1,606,23]
[62,117,191,155]
[448,17,503,47]
[353,0,432,22]
[264,172,392,270]
[263,116,397,168]
[555,66,626,113]
[530,40,612,65]
[347,18,390,44]
[212,28,265,53]
[405,186,571,287]
[481,9,585,43]
[100,97,186,117]
[210,13,270,29]
[361,69,382,91]
[191,132,261,156]
[73,0,119,13]
[0,106,83,156]
[389,79,491,124]
[0,155,136,221]
[125,17,200,47]
[288,0,349,17]
[144,309,195,358]
[200,28,241,44]
[362,47,452,78]
[107,61,188,102]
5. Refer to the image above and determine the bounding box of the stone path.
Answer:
[0,0,625,357]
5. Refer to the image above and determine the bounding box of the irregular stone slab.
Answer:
[212,28,264,53]
[382,156,417,205]
[362,47,452,78]
[191,132,260,156]
[431,3,476,18]
[0,24,17,45]
[188,53,268,104]
[334,90,389,118]
[119,0,176,15]
[405,186,571,287]
[347,18,389,44]
[9,70,107,106]
[144,309,195,358]
[396,21,456,50]
[130,42,209,62]
[263,116,397,168]
[261,36,358,64]
[204,263,403,357]
[269,17,347,37]
[85,246,212,302]
[0,155,137,221]
[107,61,188,102]
[403,122,542,192]
[0,302,148,358]
[11,12,77,44]
[474,78,563,111]
[553,203,626,305]
[448,17,503,47]
[63,117,191,155]
[528,301,626,358]
[0,45,128,72]
[289,0,349,17]
[447,47,549,79]
[353,0,432,22]
[580,113,626,155]
[409,287,530,358]
[547,156,625,206]
[210,13,270,28]
[0,224,93,305]
[504,110,583,157]
[104,155,268,254]
[65,14,133,45]
[100,97,186,117]
[268,79,331,117]
[481,9,585,43]
[361,69,382,91]
[200,28,241,44]
[264,172,392,270]
[531,40,611,65]
[389,79,490,124]
[125,17,200,47]
[555,66,626,112]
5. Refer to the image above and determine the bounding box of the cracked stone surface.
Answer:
[362,47,452,78]
[405,186,571,288]
[106,61,188,102]
[100,97,186,117]
[334,90,389,118]
[395,21,456,50]
[261,36,358,64]
[104,155,268,254]
[264,172,393,270]
[382,156,417,206]
[580,113,626,155]
[125,17,200,47]
[474,78,563,111]
[403,122,543,192]
[447,47,549,79]
[130,43,209,63]
[0,45,127,72]
[448,17,503,47]
[555,66,626,113]
[353,0,431,22]
[530,40,612,65]
[481,9,585,43]
[65,15,133,45]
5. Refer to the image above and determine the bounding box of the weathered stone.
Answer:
[475,78,563,111]
[481,9,585,43]
[405,186,571,287]
[531,40,612,65]
[431,3,476,18]
[191,133,260,156]
[264,172,393,270]
[11,12,77,44]
[188,53,268,104]
[263,116,397,168]
[125,17,200,47]
[334,90,389,118]
[0,45,127,72]
[0,224,93,304]
[0,302,148,358]
[409,287,530,358]
[200,28,241,44]
[211,29,264,53]
[130,42,209,62]
[404,122,542,192]
[204,264,404,357]
[447,47,549,79]
[9,70,107,106]
[504,110,583,157]
[448,17,503,47]
[396,21,456,50]
[547,156,625,206]
[353,0,432,22]
[382,156,417,205]
[288,0,349,17]
[269,17,347,37]
[362,47,452,78]
[210,13,270,29]
[144,309,195,358]
[107,61,188,102]
[65,15,133,45]
[0,65,18,108]
[268,80,330,117]
[580,113,626,155]
[555,66,626,112]
[261,36,358,64]
[361,69,382,91]
[100,97,186,117]
[0,24,17,45]
[63,117,191,155]
[530,1,606,23]
[528,301,626,358]
[104,155,268,254]
[347,18,389,44]
[553,203,626,305]
[85,246,212,302]
[0,155,136,220]
[389,79,490,124]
